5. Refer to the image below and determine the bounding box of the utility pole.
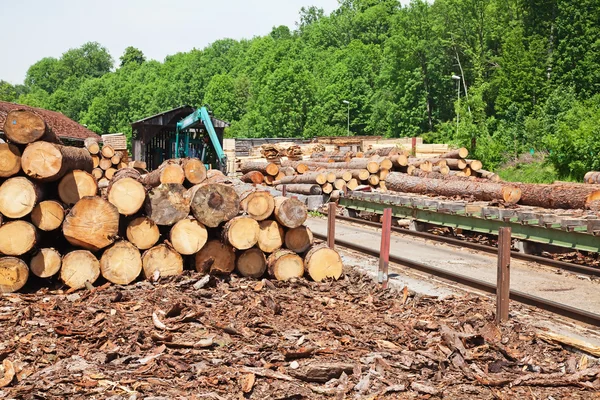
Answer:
[452,75,461,137]
[342,100,350,135]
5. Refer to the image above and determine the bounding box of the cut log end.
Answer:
[285,226,314,253]
[274,197,308,228]
[0,177,43,218]
[183,158,207,184]
[0,221,37,256]
[100,241,142,285]
[108,177,145,216]
[195,240,235,275]
[126,217,160,250]
[236,248,267,278]
[190,184,239,228]
[224,216,260,250]
[62,197,120,251]
[61,250,100,289]
[169,218,208,255]
[305,245,343,282]
[160,164,186,185]
[0,143,22,178]
[3,110,46,144]
[257,220,284,253]
[30,248,62,278]
[142,244,183,279]
[31,200,65,231]
[502,186,522,204]
[145,184,190,226]
[241,191,275,221]
[0,257,29,293]
[267,249,304,281]
[58,170,98,205]
[101,145,115,159]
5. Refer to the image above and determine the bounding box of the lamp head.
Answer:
[342,100,350,104]
[451,75,461,80]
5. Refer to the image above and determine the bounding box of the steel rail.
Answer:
[325,213,600,278]
[313,231,600,327]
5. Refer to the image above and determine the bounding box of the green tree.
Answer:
[120,46,146,67]
[0,81,17,102]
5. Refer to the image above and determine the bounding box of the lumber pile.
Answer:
[0,111,344,294]
[85,137,132,186]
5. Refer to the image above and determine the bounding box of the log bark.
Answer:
[513,183,600,209]
[62,197,120,251]
[107,169,146,216]
[0,257,29,293]
[275,172,327,185]
[280,160,308,174]
[363,147,400,157]
[241,171,265,184]
[30,248,62,278]
[60,250,100,289]
[0,177,44,218]
[467,159,483,171]
[275,184,322,195]
[145,184,190,226]
[195,240,235,275]
[440,148,469,159]
[257,220,284,253]
[58,170,98,205]
[142,244,183,279]
[31,200,65,231]
[289,159,385,174]
[280,166,296,176]
[84,138,100,155]
[304,245,344,282]
[91,155,100,168]
[386,172,522,204]
[584,171,599,184]
[390,154,409,167]
[478,169,500,182]
[236,248,267,278]
[101,145,115,159]
[238,189,275,221]
[190,183,239,228]
[445,158,468,170]
[126,216,160,250]
[274,197,307,228]
[21,142,93,182]
[267,249,304,281]
[285,226,313,253]
[169,217,208,255]
[350,169,370,181]
[2,110,57,144]
[141,163,185,187]
[0,143,21,178]
[240,160,279,176]
[100,241,142,285]
[222,216,260,250]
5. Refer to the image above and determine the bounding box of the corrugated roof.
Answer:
[0,101,101,142]
[131,105,230,129]
[101,133,128,150]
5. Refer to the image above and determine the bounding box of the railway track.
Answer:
[313,216,600,327]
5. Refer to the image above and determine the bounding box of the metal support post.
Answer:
[379,208,392,289]
[327,202,336,249]
[282,184,287,197]
[496,227,511,324]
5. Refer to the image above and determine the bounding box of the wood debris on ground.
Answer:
[0,268,597,399]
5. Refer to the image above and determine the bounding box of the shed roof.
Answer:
[0,101,101,142]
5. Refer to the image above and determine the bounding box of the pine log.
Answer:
[280,166,296,176]
[513,183,600,209]
[379,181,387,191]
[2,110,59,144]
[30,248,62,278]
[275,184,322,195]
[467,159,483,171]
[463,167,472,176]
[379,169,390,181]
[105,167,117,180]
[145,184,190,226]
[107,169,146,216]
[351,169,370,181]
[223,216,260,250]
[31,200,65,231]
[0,177,44,218]
[126,216,160,250]
[285,226,313,253]
[334,179,346,190]
[275,172,327,185]
[111,152,122,165]
[368,175,380,186]
[288,159,385,174]
[141,163,185,187]
[267,249,304,281]
[21,142,93,182]
[264,175,275,185]
[128,160,147,170]
[364,147,400,157]
[180,158,207,184]
[190,183,239,228]
[169,217,208,255]
[91,155,100,168]
[241,171,265,184]
[273,196,307,228]
[321,183,333,194]
[390,154,409,168]
[304,245,344,282]
[240,160,279,176]
[418,161,433,172]
[101,145,115,158]
[100,241,142,285]
[257,220,284,253]
[0,143,21,178]
[62,197,120,251]
[98,177,109,186]
[440,148,469,159]
[584,171,599,184]
[236,248,267,278]
[142,244,183,279]
[346,178,359,190]
[206,169,228,183]
[99,157,112,170]
[238,189,275,221]
[91,168,103,180]
[445,158,468,170]
[61,250,100,289]
[386,172,522,204]
[478,169,500,182]
[118,161,128,170]
[58,170,98,205]
[195,240,235,275]
[84,138,100,155]
[0,257,29,293]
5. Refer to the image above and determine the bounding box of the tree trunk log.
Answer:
[241,171,265,184]
[2,110,60,144]
[363,147,400,157]
[169,217,208,255]
[513,183,600,209]
[240,160,279,176]
[304,245,344,282]
[467,159,483,171]
[84,138,100,155]
[92,167,103,180]
[346,178,359,190]
[440,148,469,159]
[0,177,44,218]
[91,155,100,168]
[0,143,21,178]
[181,158,207,184]
[105,167,117,180]
[0,257,29,293]
[100,241,142,285]
[101,145,115,159]
[222,216,260,250]
[275,184,322,195]
[31,200,65,231]
[195,240,235,275]
[257,220,284,253]
[267,249,304,281]
[288,159,385,174]
[99,157,112,170]
[350,169,370,181]
[275,172,327,185]
[386,172,521,204]
[280,160,308,174]
[58,170,98,205]
[189,183,239,228]
[477,169,500,182]
[60,250,100,289]
[236,248,267,278]
[21,142,93,182]
[111,152,122,165]
[334,179,346,190]
[445,158,468,170]
[62,197,120,251]
[274,197,307,228]
[285,226,313,253]
[107,169,146,216]
[142,244,183,279]
[145,184,190,226]
[368,175,380,186]
[141,163,185,187]
[321,183,333,194]
[238,189,275,221]
[30,248,62,278]
[126,216,160,250]
[280,166,296,176]
[390,154,409,167]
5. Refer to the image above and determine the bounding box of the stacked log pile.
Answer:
[85,137,131,185]
[0,111,344,294]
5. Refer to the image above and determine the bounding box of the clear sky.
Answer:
[1,0,349,84]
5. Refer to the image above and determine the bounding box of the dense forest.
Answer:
[1,0,599,179]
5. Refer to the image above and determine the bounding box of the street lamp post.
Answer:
[342,100,350,136]
[451,75,461,136]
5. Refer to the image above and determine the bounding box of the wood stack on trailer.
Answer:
[0,110,344,294]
